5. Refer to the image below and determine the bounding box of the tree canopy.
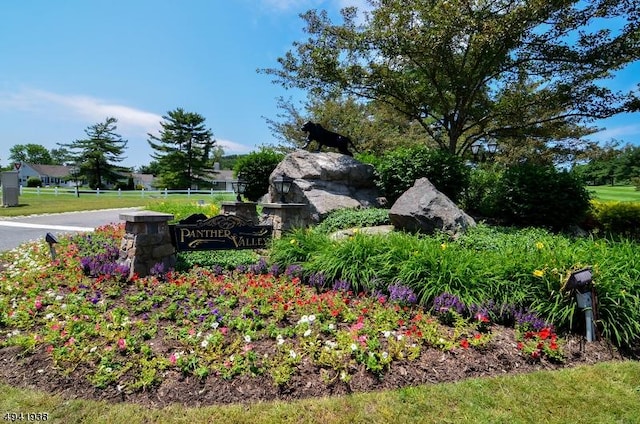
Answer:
[262,0,640,158]
[148,108,217,189]
[58,117,128,189]
[9,144,54,165]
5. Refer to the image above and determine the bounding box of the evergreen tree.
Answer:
[148,108,217,189]
[59,117,128,189]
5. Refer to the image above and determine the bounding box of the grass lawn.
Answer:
[0,191,235,217]
[1,361,639,424]
[588,185,640,202]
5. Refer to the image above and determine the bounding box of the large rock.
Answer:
[389,178,475,235]
[265,150,381,222]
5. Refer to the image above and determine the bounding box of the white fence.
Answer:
[9,186,234,198]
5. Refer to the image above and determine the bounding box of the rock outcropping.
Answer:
[389,178,475,236]
[265,150,381,222]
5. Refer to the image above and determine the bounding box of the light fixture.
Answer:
[273,174,294,203]
[45,232,58,260]
[565,267,596,342]
[486,140,498,155]
[232,178,247,202]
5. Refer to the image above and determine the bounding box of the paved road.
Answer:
[0,208,141,251]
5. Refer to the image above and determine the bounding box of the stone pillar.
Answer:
[220,201,258,224]
[119,211,176,278]
[259,203,310,238]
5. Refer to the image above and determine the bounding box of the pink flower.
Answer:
[34,298,43,311]
[169,353,177,365]
[220,327,229,335]
[117,338,127,351]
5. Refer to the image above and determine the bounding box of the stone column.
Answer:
[220,201,258,224]
[119,211,176,278]
[259,203,310,238]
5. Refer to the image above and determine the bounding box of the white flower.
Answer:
[382,351,389,359]
[308,314,316,323]
[89,346,98,353]
[383,331,392,338]
[244,335,252,343]
[211,322,219,329]
[303,329,312,337]
[201,339,209,348]
[289,350,297,359]
[350,343,358,351]
[276,335,285,345]
[298,315,309,325]
[328,323,335,330]
[45,313,54,320]
[397,334,403,341]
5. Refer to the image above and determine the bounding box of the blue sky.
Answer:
[1,0,638,170]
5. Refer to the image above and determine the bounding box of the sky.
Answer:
[1,0,639,170]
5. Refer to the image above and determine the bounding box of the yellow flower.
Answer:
[440,243,447,250]
[533,269,545,278]
[353,228,360,234]
[535,242,544,250]
[290,239,298,245]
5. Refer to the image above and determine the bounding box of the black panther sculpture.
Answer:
[300,121,358,156]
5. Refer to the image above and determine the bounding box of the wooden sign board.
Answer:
[169,214,272,251]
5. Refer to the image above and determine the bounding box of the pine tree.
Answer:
[59,117,128,189]
[148,108,217,189]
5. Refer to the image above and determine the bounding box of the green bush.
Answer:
[374,146,470,204]
[491,162,591,230]
[315,207,390,233]
[176,250,260,271]
[27,177,42,187]
[461,166,503,217]
[233,149,284,201]
[590,201,640,240]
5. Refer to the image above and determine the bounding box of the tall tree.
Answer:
[9,144,53,164]
[262,0,639,158]
[59,117,128,189]
[148,108,217,189]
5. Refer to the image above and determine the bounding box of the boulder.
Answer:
[265,150,381,222]
[389,178,475,236]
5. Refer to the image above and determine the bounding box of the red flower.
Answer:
[539,327,552,340]
[460,339,469,349]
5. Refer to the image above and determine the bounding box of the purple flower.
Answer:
[332,279,351,292]
[388,282,417,305]
[284,264,303,279]
[432,293,466,316]
[308,272,326,289]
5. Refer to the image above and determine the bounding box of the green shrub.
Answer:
[374,146,470,204]
[27,177,42,187]
[461,166,503,216]
[315,207,390,233]
[233,149,284,201]
[492,162,591,230]
[176,250,260,271]
[590,201,640,240]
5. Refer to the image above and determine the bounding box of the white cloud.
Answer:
[0,88,162,137]
[591,124,640,141]
[217,138,254,154]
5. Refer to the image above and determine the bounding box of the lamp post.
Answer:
[231,179,247,202]
[70,166,80,198]
[273,174,294,203]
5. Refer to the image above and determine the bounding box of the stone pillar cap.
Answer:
[119,210,174,222]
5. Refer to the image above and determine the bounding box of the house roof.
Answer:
[26,164,72,178]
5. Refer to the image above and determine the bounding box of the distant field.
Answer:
[0,189,234,217]
[588,185,640,202]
